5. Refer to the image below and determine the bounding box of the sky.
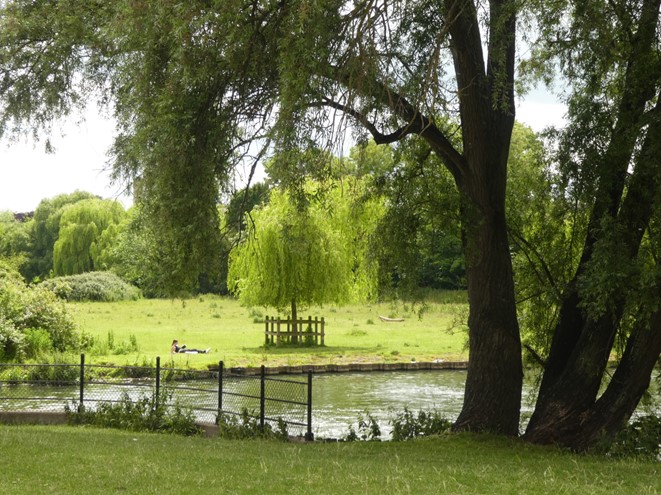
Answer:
[0,88,566,213]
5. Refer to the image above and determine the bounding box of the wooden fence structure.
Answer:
[265,316,325,346]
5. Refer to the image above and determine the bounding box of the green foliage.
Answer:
[0,353,79,382]
[22,192,98,281]
[344,411,382,442]
[361,139,466,295]
[52,198,127,276]
[390,407,452,441]
[225,182,271,235]
[85,330,140,356]
[0,211,32,271]
[96,205,227,298]
[42,271,141,302]
[599,415,661,460]
[21,328,54,359]
[228,176,382,314]
[66,391,201,436]
[0,262,80,361]
[216,409,288,441]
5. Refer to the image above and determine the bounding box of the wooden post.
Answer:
[314,316,319,345]
[276,317,281,346]
[265,317,269,345]
[321,317,325,346]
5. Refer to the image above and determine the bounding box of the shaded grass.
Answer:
[69,294,469,368]
[0,425,658,495]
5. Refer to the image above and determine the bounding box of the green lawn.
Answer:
[69,294,469,368]
[0,425,657,495]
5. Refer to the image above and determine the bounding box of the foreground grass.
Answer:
[69,293,469,368]
[0,425,658,495]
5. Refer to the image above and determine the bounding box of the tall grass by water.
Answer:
[0,425,657,495]
[68,293,469,368]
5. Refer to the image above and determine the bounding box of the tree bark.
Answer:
[291,298,298,344]
[452,178,523,434]
[525,77,661,447]
[440,0,522,435]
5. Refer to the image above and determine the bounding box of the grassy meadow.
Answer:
[69,292,469,368]
[1,425,658,495]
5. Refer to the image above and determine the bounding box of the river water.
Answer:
[311,370,541,439]
[2,369,658,440]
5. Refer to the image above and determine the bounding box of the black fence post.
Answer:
[260,365,266,430]
[218,361,223,413]
[78,353,85,412]
[155,356,161,404]
[306,370,314,441]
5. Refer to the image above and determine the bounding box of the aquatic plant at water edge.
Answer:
[65,391,201,436]
[216,409,288,440]
[390,407,452,441]
[344,411,382,442]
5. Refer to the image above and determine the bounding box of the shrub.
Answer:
[22,328,53,359]
[216,409,288,440]
[42,271,141,302]
[603,415,661,459]
[66,391,201,436]
[344,411,382,441]
[0,317,24,361]
[390,407,452,441]
[0,353,80,382]
[0,270,80,360]
[87,330,140,356]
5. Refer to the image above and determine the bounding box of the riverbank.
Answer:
[213,359,468,375]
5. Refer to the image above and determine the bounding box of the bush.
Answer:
[0,353,80,382]
[87,330,140,356]
[216,409,288,440]
[344,411,382,441]
[42,271,141,302]
[66,391,201,436]
[0,270,80,361]
[390,407,452,441]
[22,328,53,359]
[0,317,24,361]
[604,415,661,459]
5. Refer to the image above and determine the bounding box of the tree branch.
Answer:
[320,97,420,144]
[323,65,467,180]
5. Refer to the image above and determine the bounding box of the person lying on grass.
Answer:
[171,339,210,354]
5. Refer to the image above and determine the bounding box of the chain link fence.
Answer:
[0,355,313,439]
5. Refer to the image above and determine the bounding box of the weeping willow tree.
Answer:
[228,178,381,339]
[52,198,126,276]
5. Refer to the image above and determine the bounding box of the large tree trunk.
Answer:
[527,309,661,450]
[525,43,661,448]
[436,0,522,435]
[453,178,522,434]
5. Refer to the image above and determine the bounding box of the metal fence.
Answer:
[0,355,313,439]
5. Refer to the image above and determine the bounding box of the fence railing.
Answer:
[265,316,325,346]
[0,355,313,440]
